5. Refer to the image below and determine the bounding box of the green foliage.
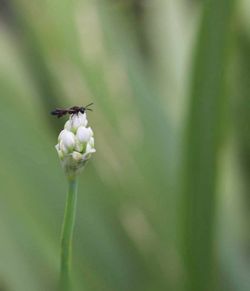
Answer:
[0,0,248,291]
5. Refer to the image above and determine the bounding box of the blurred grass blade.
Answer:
[181,0,235,290]
[8,0,65,132]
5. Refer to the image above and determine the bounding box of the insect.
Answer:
[51,103,93,118]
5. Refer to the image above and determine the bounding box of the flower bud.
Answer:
[71,113,87,132]
[55,112,96,178]
[58,130,75,153]
[76,126,92,143]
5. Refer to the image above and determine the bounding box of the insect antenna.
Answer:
[85,103,94,111]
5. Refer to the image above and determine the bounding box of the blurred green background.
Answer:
[0,0,249,290]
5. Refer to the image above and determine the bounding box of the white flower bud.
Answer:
[59,130,75,152]
[71,113,87,132]
[76,126,92,143]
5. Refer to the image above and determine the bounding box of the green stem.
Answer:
[60,178,78,291]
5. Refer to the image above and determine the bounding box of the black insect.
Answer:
[51,103,93,118]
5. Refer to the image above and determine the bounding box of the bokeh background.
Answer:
[0,0,249,290]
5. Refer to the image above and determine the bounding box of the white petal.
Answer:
[76,126,92,143]
[55,144,64,158]
[59,130,75,151]
[59,140,68,154]
[81,113,88,127]
[88,127,93,137]
[89,137,94,147]
[71,113,87,131]
[75,139,84,152]
[86,142,96,153]
[58,129,67,141]
[64,120,72,130]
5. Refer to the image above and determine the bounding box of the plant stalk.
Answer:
[60,178,78,291]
